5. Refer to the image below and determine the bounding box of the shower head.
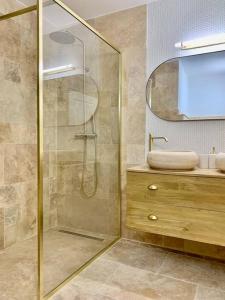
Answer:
[49,30,76,44]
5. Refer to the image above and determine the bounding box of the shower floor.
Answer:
[0,229,113,300]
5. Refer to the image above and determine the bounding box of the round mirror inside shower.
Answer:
[62,74,99,126]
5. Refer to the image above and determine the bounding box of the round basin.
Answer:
[147,151,199,170]
[215,153,225,172]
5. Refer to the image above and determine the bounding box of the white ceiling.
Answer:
[60,0,150,19]
[18,0,155,34]
[19,0,154,19]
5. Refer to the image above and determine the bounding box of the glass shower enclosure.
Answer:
[0,1,121,299]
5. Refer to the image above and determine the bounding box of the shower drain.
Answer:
[57,229,105,241]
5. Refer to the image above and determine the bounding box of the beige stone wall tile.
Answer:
[196,287,225,300]
[0,123,36,144]
[4,205,19,228]
[44,127,57,151]
[57,163,83,195]
[88,6,147,241]
[16,180,37,241]
[0,0,23,14]
[89,6,147,50]
[56,126,84,152]
[127,111,146,145]
[4,59,21,83]
[56,150,83,164]
[0,19,21,60]
[57,191,112,234]
[0,207,4,249]
[0,145,4,185]
[127,144,145,165]
[97,126,112,144]
[4,144,37,184]
[4,224,17,248]
[1,82,36,125]
[0,6,38,251]
[0,185,18,207]
[123,46,146,103]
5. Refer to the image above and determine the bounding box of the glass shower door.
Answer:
[41,0,121,297]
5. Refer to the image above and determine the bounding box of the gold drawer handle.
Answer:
[148,214,158,221]
[148,184,158,190]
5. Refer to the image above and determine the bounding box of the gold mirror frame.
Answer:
[146,50,225,122]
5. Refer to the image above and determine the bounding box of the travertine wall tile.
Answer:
[4,145,37,184]
[43,28,120,237]
[0,11,38,249]
[88,6,147,241]
[0,208,4,249]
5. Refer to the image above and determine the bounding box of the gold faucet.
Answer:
[149,133,168,151]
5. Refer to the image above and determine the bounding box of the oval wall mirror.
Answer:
[146,50,225,121]
[68,75,99,125]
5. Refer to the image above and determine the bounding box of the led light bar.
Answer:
[43,64,75,75]
[175,33,225,50]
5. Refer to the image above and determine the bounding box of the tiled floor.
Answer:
[0,229,112,300]
[43,230,112,294]
[51,239,225,300]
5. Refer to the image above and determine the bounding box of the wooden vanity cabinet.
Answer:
[126,171,225,246]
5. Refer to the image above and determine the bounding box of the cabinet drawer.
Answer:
[127,201,225,246]
[126,171,225,246]
[127,172,225,212]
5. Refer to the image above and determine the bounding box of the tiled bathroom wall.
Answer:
[89,5,147,167]
[0,0,26,14]
[0,4,37,249]
[0,0,58,249]
[43,79,59,231]
[88,5,147,239]
[42,26,120,238]
[87,3,225,260]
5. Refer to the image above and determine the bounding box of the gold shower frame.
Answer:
[0,1,122,299]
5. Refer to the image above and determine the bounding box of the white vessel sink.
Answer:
[147,151,199,171]
[215,153,225,172]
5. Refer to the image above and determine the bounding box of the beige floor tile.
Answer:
[106,263,196,300]
[43,230,113,294]
[52,277,117,300]
[103,239,168,273]
[80,257,120,282]
[0,237,37,300]
[55,277,151,300]
[0,229,114,299]
[159,252,225,290]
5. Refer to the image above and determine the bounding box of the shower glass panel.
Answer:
[42,0,121,296]
[0,7,38,300]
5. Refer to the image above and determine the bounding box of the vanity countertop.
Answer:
[127,164,225,178]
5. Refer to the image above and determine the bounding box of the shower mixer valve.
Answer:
[74,133,97,139]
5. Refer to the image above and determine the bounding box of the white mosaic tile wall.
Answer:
[146,0,225,155]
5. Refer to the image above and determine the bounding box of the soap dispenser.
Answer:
[208,147,216,169]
